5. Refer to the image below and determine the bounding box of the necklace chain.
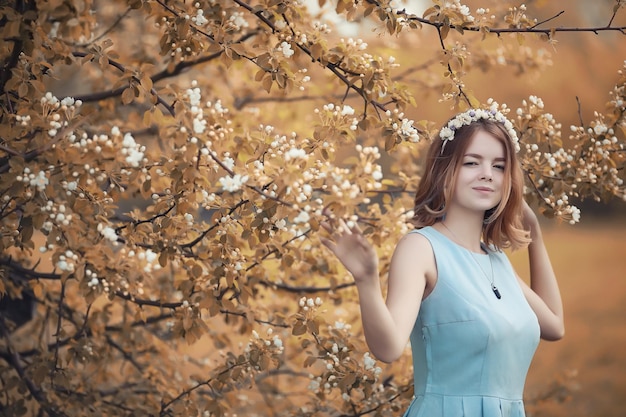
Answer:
[440,222,502,299]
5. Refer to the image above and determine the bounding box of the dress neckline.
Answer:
[427,225,491,257]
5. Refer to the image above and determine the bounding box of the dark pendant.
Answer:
[492,284,502,299]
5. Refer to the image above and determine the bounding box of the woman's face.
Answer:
[451,130,506,214]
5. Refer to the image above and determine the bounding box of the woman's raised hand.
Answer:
[320,215,379,284]
[521,199,540,235]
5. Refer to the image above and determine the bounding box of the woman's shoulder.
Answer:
[394,228,436,260]
[405,226,445,249]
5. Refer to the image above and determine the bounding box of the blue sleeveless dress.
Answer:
[403,226,540,417]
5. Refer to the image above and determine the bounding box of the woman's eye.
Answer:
[494,165,505,170]
[463,161,478,166]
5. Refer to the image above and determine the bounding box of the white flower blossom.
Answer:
[223,157,235,170]
[275,219,287,231]
[191,9,208,26]
[278,41,294,58]
[363,352,376,370]
[294,210,310,224]
[341,105,355,116]
[285,147,308,161]
[144,249,158,263]
[100,226,118,242]
[29,171,49,191]
[273,336,283,348]
[193,117,206,134]
[219,174,249,192]
[186,87,202,106]
[229,12,248,30]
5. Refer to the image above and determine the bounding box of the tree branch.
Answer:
[70,52,175,116]
[0,323,69,417]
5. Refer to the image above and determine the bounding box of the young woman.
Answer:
[321,107,564,417]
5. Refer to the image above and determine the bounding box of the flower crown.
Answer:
[439,104,520,154]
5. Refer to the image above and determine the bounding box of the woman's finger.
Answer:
[337,219,352,235]
[320,237,336,252]
[346,219,362,235]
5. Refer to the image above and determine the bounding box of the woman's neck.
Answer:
[436,211,485,254]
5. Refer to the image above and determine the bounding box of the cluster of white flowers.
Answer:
[56,250,78,272]
[385,109,420,143]
[37,201,73,238]
[299,296,323,311]
[274,218,288,232]
[609,62,626,110]
[64,126,110,164]
[266,328,285,352]
[98,223,118,243]
[363,352,383,378]
[521,93,625,210]
[297,69,311,92]
[48,110,65,137]
[78,342,95,361]
[86,267,110,292]
[15,114,31,126]
[308,375,322,392]
[284,147,308,161]
[118,132,145,168]
[130,248,162,273]
[215,247,244,275]
[432,0,474,22]
[186,84,202,107]
[255,127,325,202]
[17,167,49,193]
[507,4,534,25]
[228,11,248,31]
[362,352,376,370]
[61,179,79,196]
[543,194,581,225]
[312,20,332,34]
[246,328,285,367]
[218,173,249,192]
[212,213,237,237]
[274,18,287,31]
[278,41,294,58]
[322,346,350,383]
[40,92,60,112]
[221,154,235,170]
[319,103,359,127]
[342,37,368,51]
[180,299,200,313]
[190,3,208,26]
[297,33,309,45]
[440,99,518,153]
[41,93,82,122]
[183,84,235,172]
[293,209,310,224]
[200,189,218,210]
[356,144,384,191]
[192,114,206,135]
[332,320,351,331]
[330,168,361,199]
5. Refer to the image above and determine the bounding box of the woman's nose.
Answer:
[479,165,493,181]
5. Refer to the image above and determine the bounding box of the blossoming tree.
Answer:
[1,0,625,416]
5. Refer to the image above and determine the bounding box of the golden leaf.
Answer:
[121,87,134,105]
[262,74,273,93]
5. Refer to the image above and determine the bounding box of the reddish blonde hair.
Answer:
[410,118,530,250]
